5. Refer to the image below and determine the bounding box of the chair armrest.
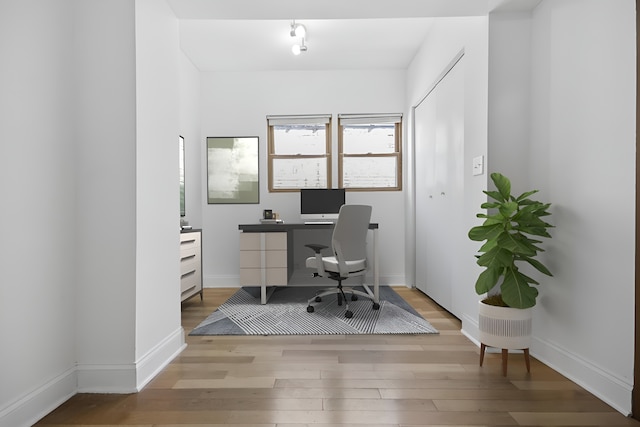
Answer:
[305,244,328,277]
[305,243,328,253]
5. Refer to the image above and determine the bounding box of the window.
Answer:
[338,114,402,190]
[267,115,332,191]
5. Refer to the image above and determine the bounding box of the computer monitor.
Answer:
[300,188,345,222]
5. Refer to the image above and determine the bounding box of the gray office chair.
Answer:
[305,204,380,318]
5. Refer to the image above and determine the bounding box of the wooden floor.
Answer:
[36,287,640,426]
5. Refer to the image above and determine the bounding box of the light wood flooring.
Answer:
[36,287,640,426]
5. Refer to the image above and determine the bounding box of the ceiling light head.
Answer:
[290,21,306,38]
[291,43,307,55]
[294,24,306,38]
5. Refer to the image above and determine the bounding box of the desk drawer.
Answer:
[240,232,286,250]
[180,231,201,248]
[180,244,198,261]
[240,267,287,286]
[181,268,201,293]
[239,250,286,268]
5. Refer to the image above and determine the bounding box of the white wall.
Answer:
[527,0,636,414]
[179,52,203,229]
[0,1,78,425]
[199,70,407,287]
[134,0,185,388]
[487,12,532,183]
[74,0,138,392]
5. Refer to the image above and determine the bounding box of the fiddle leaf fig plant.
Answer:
[468,173,553,309]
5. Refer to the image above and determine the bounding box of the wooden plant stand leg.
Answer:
[480,344,530,376]
[501,349,508,376]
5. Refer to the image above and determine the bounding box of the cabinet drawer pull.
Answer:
[181,270,196,279]
[181,284,196,294]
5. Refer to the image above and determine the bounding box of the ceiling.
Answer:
[167,0,542,72]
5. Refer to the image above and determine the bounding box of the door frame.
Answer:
[633,0,639,420]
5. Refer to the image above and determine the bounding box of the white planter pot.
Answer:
[478,300,532,350]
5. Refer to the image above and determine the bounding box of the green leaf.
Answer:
[498,201,518,219]
[478,239,497,253]
[480,202,502,209]
[522,256,553,276]
[475,267,501,294]
[496,232,536,256]
[491,173,512,200]
[484,190,506,203]
[518,226,552,238]
[501,267,538,309]
[515,189,539,202]
[477,247,513,269]
[468,223,503,241]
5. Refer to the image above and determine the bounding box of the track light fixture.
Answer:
[290,20,306,38]
[291,38,308,55]
[290,20,308,55]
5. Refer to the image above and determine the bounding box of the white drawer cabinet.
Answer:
[180,230,203,302]
[239,232,288,290]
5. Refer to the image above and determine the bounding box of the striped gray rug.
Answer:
[190,286,438,336]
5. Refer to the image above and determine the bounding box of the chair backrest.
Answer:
[331,204,372,261]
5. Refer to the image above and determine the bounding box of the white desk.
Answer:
[238,223,379,304]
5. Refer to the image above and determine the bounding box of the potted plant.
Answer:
[468,172,553,373]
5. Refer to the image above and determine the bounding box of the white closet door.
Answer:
[414,58,464,313]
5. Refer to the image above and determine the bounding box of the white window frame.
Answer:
[338,113,403,191]
[267,115,332,192]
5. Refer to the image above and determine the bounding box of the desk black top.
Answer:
[180,228,202,233]
[239,223,378,232]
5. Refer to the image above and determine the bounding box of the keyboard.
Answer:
[304,221,334,225]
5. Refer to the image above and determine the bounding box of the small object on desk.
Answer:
[260,218,283,224]
[181,225,193,230]
[263,209,273,219]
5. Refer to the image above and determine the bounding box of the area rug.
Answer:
[190,286,438,336]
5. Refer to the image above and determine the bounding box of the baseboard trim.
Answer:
[531,336,633,416]
[1,328,186,427]
[135,326,186,391]
[76,363,137,393]
[0,367,76,427]
[77,327,186,393]
[461,314,632,416]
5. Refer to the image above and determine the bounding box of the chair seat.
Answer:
[305,256,367,276]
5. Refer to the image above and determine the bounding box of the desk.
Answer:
[238,223,379,304]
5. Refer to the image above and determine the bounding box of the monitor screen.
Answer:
[300,188,345,221]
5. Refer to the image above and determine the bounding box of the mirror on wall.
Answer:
[179,135,185,217]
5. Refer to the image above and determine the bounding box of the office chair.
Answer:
[305,204,380,318]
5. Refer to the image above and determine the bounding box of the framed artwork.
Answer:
[206,136,259,204]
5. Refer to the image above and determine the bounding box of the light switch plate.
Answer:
[472,155,484,176]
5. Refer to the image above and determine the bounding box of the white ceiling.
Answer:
[167,0,542,72]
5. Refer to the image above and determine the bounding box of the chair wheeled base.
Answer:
[306,279,380,318]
